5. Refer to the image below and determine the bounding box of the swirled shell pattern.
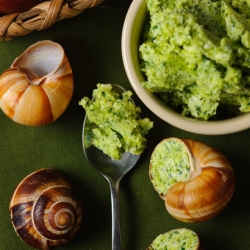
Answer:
[10,168,83,249]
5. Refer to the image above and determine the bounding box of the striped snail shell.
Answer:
[9,168,83,250]
[0,40,73,126]
[149,137,235,222]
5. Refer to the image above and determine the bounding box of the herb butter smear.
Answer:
[140,0,250,120]
[148,143,202,250]
[79,84,153,160]
[150,138,191,197]
[147,228,201,250]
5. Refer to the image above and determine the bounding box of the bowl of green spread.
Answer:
[122,0,250,135]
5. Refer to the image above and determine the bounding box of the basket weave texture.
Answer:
[0,0,104,41]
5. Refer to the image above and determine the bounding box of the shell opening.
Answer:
[150,138,191,197]
[11,41,64,84]
[24,52,63,78]
[149,228,200,250]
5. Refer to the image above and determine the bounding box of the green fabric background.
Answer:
[0,0,250,249]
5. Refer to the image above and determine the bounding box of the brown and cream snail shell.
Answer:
[0,40,73,126]
[9,168,83,250]
[149,137,235,222]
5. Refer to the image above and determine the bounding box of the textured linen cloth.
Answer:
[0,0,249,249]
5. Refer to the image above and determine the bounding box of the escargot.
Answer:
[0,40,73,126]
[9,168,83,250]
[147,228,203,250]
[149,137,235,222]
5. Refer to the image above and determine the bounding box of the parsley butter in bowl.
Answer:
[122,0,250,135]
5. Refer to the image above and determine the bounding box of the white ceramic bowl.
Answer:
[121,0,250,135]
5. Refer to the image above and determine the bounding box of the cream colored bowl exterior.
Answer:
[121,0,250,135]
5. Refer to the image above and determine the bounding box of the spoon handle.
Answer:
[109,180,122,250]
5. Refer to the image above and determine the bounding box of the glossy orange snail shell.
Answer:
[9,168,83,250]
[149,137,235,222]
[0,40,73,126]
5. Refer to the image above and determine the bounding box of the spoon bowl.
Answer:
[82,84,140,250]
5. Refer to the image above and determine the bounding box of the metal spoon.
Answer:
[82,84,140,250]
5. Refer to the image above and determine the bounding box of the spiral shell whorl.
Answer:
[165,167,235,222]
[183,139,233,171]
[10,168,83,249]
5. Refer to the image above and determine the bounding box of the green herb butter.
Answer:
[79,83,153,160]
[150,138,190,196]
[140,0,250,120]
[148,228,200,250]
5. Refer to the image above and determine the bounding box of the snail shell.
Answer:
[0,40,73,126]
[9,168,83,250]
[149,137,235,222]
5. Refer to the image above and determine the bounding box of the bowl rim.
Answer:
[121,0,250,135]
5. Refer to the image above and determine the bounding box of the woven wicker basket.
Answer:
[0,0,104,41]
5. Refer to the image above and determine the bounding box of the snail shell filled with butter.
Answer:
[0,40,73,126]
[149,137,235,222]
[10,168,83,249]
[147,228,203,250]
